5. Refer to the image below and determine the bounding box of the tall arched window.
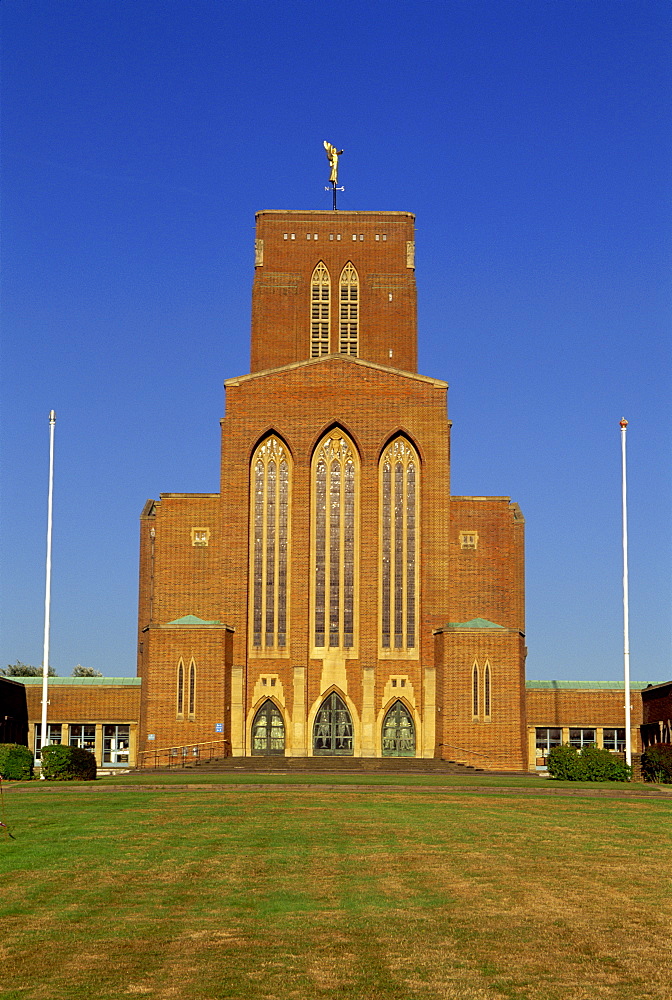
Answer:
[188,660,196,718]
[176,660,184,718]
[313,431,358,650]
[382,700,416,757]
[339,263,359,356]
[251,700,285,755]
[484,662,491,719]
[311,262,330,358]
[472,662,479,719]
[313,692,354,755]
[251,436,291,650]
[380,438,419,652]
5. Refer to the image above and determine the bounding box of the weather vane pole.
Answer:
[324,141,344,210]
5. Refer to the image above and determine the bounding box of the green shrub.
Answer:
[578,744,631,782]
[640,744,672,784]
[547,743,586,780]
[0,743,34,781]
[547,743,631,782]
[40,744,96,781]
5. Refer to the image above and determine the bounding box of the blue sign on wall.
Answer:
[215,723,224,733]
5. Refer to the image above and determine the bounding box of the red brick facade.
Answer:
[134,207,534,768]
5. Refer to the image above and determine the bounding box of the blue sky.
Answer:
[1,0,670,681]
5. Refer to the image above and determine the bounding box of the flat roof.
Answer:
[18,677,141,686]
[526,680,650,690]
[256,209,414,219]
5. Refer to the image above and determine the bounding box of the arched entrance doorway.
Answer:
[251,700,285,755]
[382,700,415,757]
[313,692,354,755]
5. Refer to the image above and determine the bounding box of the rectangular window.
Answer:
[459,531,478,550]
[34,723,63,759]
[569,728,596,748]
[69,724,96,750]
[535,728,562,767]
[602,728,626,751]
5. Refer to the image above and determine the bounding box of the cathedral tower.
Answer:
[137,207,527,769]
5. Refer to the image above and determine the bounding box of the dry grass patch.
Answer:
[0,788,669,1000]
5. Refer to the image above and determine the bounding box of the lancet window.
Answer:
[251,436,291,650]
[188,660,196,718]
[472,663,479,718]
[339,263,359,356]
[313,431,358,650]
[311,262,330,358]
[380,438,418,651]
[176,660,184,718]
[484,663,491,719]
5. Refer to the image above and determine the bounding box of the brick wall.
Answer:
[251,211,417,373]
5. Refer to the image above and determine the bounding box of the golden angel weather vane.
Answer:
[324,141,344,210]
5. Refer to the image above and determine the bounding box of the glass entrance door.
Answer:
[102,725,130,765]
[313,692,354,755]
[382,701,416,757]
[251,700,285,755]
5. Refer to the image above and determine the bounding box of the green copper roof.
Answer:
[18,676,141,686]
[166,614,221,625]
[443,617,506,630]
[526,680,650,690]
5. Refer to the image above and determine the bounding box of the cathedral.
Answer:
[136,204,529,770]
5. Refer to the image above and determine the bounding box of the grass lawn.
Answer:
[1,784,669,1000]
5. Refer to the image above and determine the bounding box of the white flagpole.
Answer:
[39,410,56,777]
[620,418,632,768]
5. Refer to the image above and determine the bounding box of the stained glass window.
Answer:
[313,432,358,649]
[311,262,330,357]
[250,437,291,650]
[380,438,419,651]
[339,263,359,356]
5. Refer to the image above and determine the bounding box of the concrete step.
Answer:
[139,755,487,776]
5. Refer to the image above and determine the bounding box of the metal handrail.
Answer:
[136,738,231,770]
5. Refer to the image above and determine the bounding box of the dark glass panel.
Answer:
[315,459,326,645]
[265,460,276,645]
[189,663,196,716]
[382,700,416,757]
[177,663,184,715]
[251,699,285,755]
[394,461,404,647]
[406,462,416,648]
[329,459,341,646]
[343,460,355,647]
[382,461,391,648]
[278,460,288,647]
[253,460,264,646]
[313,692,354,755]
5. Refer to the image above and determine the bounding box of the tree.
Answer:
[1,661,57,677]
[71,665,103,677]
